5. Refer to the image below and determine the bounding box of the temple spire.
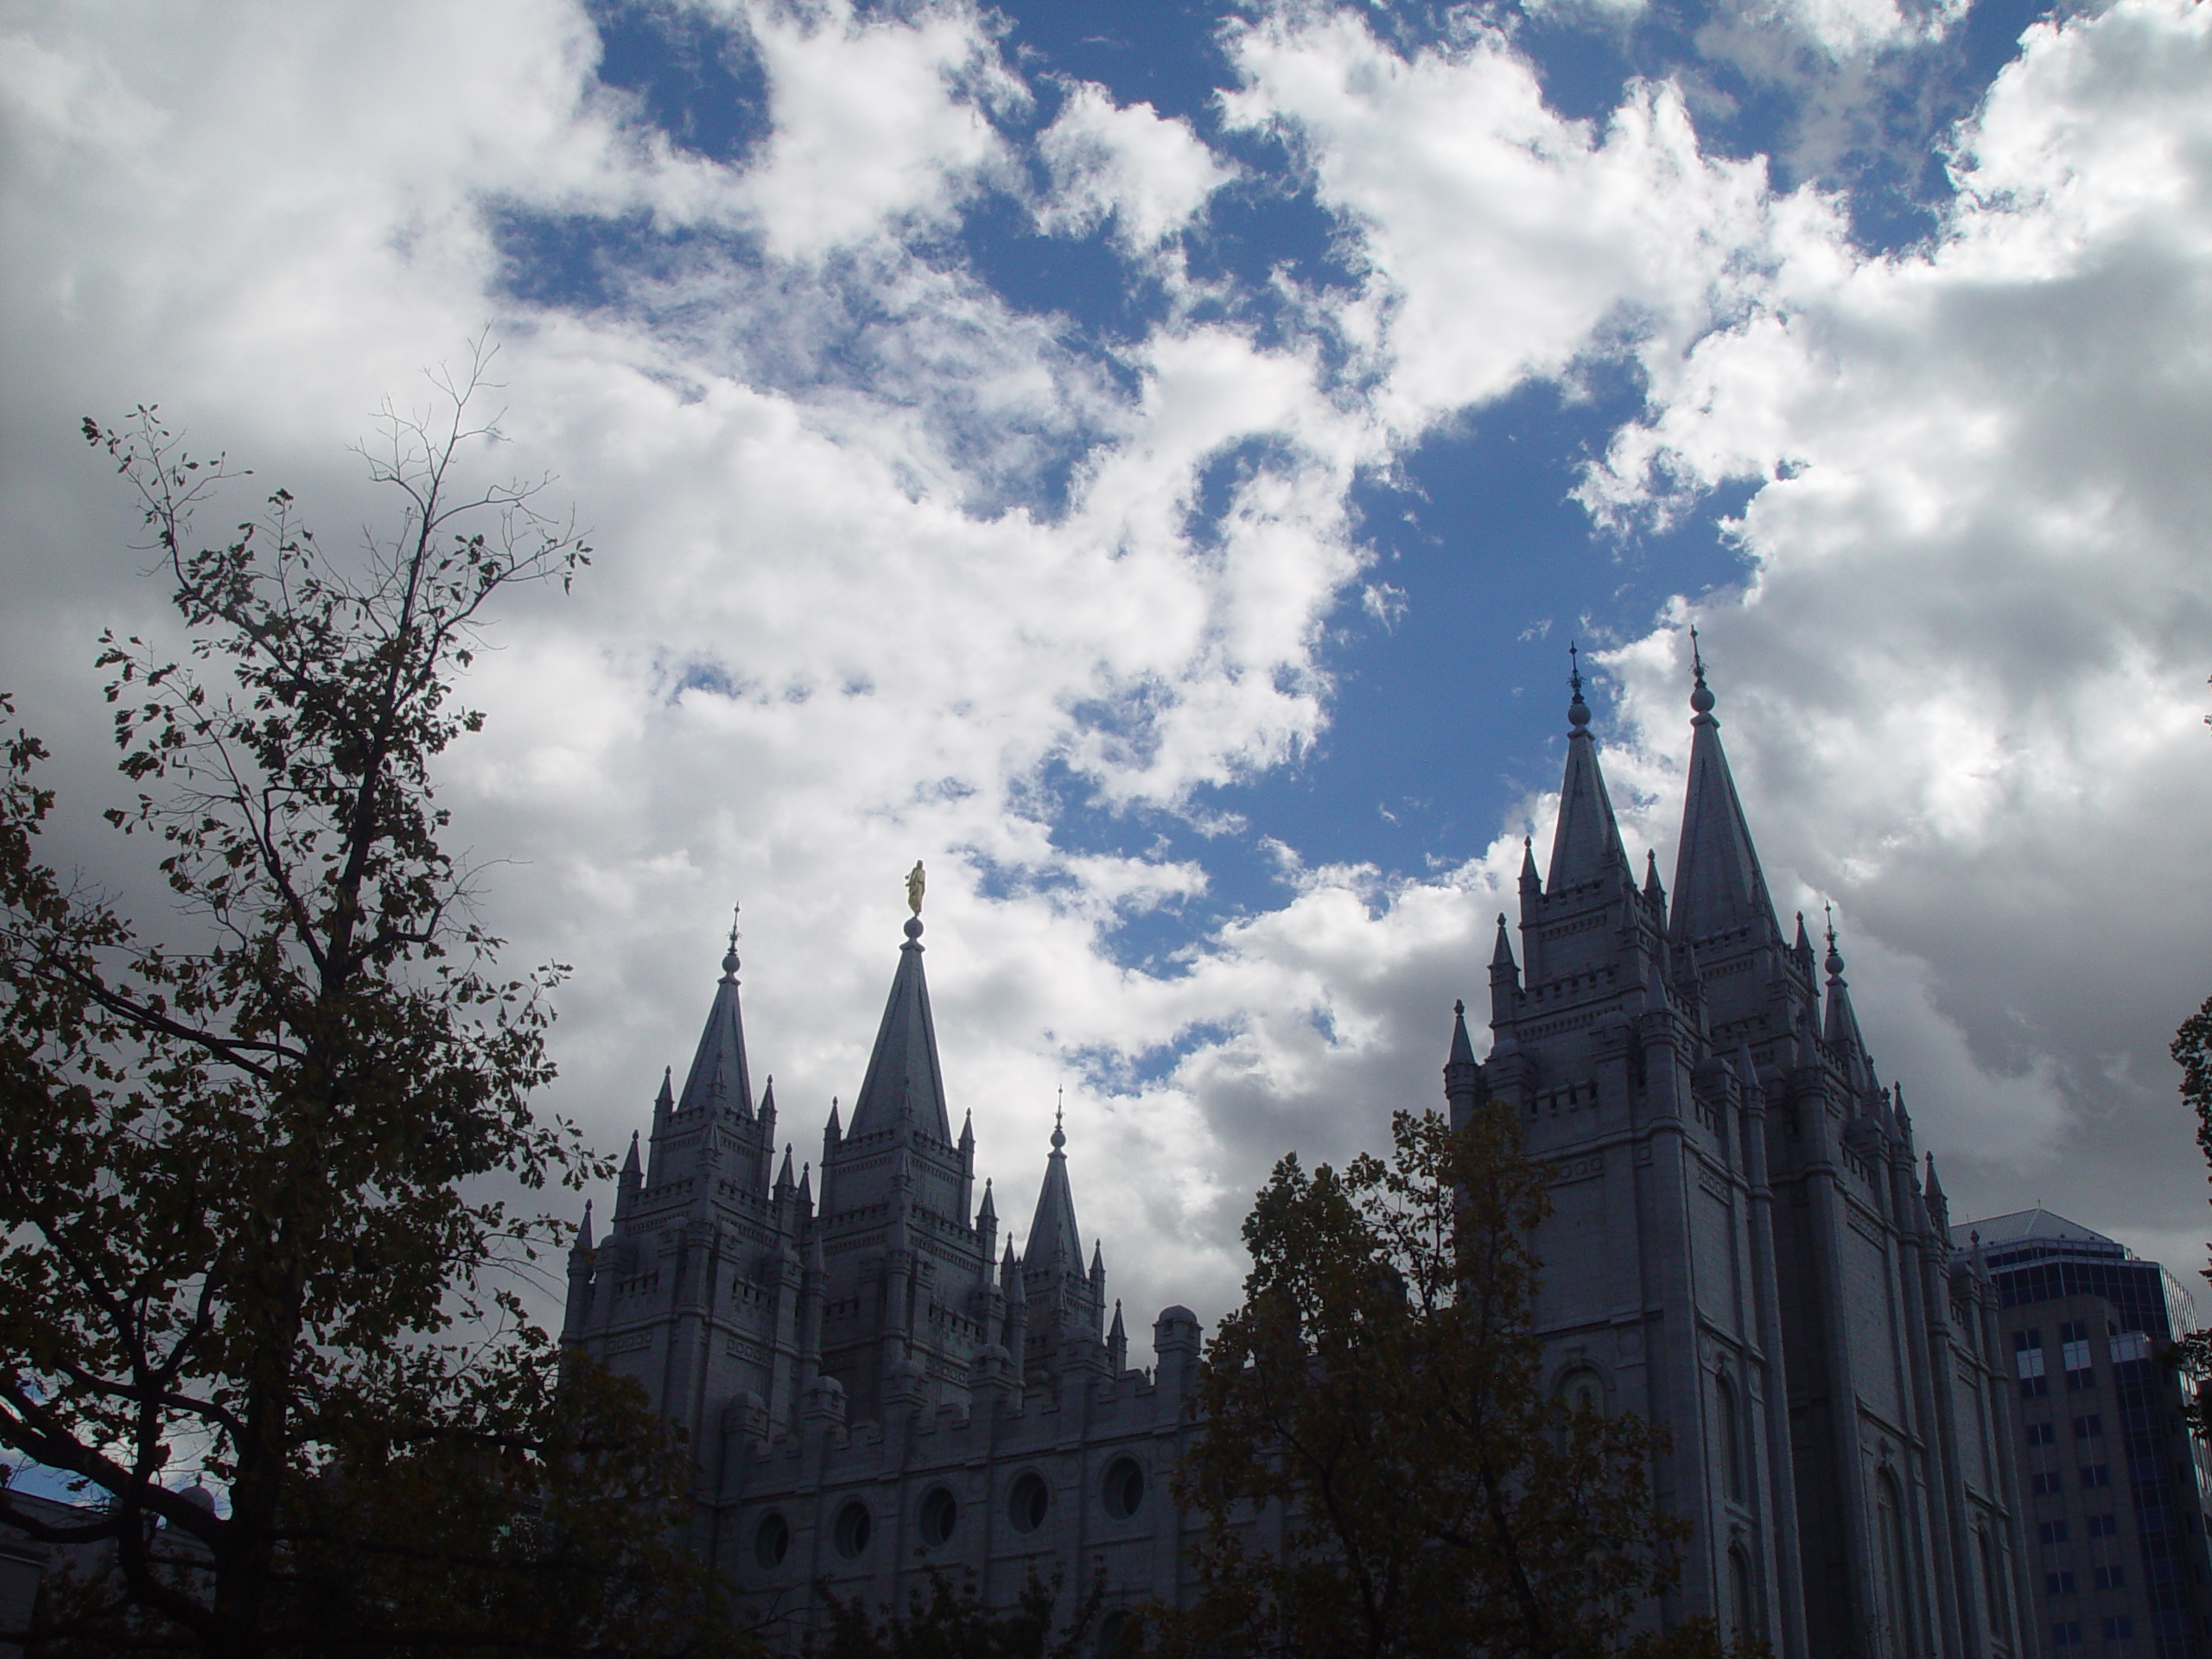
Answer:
[1669,638,1777,944]
[846,894,953,1142]
[1026,1097,1084,1272]
[674,907,756,1119]
[1821,906,1878,1093]
[1548,645,1632,892]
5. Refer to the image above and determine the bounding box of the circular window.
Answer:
[918,1484,959,1548]
[832,1500,873,1560]
[1007,1471,1050,1535]
[1101,1457,1145,1520]
[753,1511,790,1569]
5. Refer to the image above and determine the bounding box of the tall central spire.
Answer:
[675,906,755,1119]
[846,897,954,1143]
[1548,644,1632,892]
[1669,635,1777,944]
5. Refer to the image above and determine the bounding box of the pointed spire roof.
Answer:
[1108,1299,1125,1340]
[1026,1096,1084,1272]
[774,1145,796,1192]
[977,1178,996,1224]
[1490,915,1516,972]
[1821,909,1877,1091]
[1548,645,1632,892]
[621,1130,641,1179]
[1518,835,1541,889]
[1002,1240,1027,1303]
[798,1162,812,1206]
[676,911,756,1119]
[1670,637,1777,944]
[575,1199,594,1252]
[1449,999,1479,1067]
[847,910,953,1141]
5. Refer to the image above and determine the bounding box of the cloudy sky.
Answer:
[3,0,2209,1347]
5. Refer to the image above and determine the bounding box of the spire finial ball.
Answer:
[1567,696,1592,728]
[1690,680,1716,715]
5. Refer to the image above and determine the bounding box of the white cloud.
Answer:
[1037,83,1233,251]
[4,0,2209,1343]
[1568,0,2212,1256]
[730,0,1020,260]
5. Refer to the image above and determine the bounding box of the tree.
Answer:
[0,363,748,1656]
[2166,997,2212,1441]
[804,1567,1107,1659]
[1161,1106,1729,1659]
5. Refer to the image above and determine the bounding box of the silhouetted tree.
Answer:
[0,359,750,1656]
[1160,1107,1732,1659]
[807,1567,1105,1659]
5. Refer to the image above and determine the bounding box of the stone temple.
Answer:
[559,656,2037,1658]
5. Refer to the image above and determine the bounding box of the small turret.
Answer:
[1090,1240,1109,1339]
[1821,908,1878,1095]
[1446,1000,1484,1124]
[617,1130,643,1213]
[561,1200,595,1344]
[1643,849,1667,928]
[1489,918,1522,1028]
[976,1177,998,1267]
[758,1077,779,1196]
[1106,1300,1128,1373]
[1923,1151,1950,1236]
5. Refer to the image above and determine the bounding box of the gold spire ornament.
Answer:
[906,860,926,917]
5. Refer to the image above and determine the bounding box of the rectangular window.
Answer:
[2034,1472,2066,1497]
[2021,1344,2050,1380]
[2082,1465,2112,1489]
[2049,1572,2078,1596]
[2069,1368,2096,1392]
[2043,1521,2072,1545]
[2103,1617,2133,1641]
[2054,1621,2083,1647]
[2095,1565,2126,1591]
[2029,1422,2057,1446]
[2063,1321,2094,1376]
[2111,1332,2152,1364]
[2088,1515,2119,1539]
[2025,1375,2052,1399]
[2076,1415,2105,1439]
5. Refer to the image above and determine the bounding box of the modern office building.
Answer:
[1953,1210,2212,1659]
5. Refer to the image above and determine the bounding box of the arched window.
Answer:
[1875,1471,1915,1659]
[1727,1547,1757,1644]
[1978,1527,2009,1640]
[1716,1374,1745,1503]
[1559,1366,1605,1415]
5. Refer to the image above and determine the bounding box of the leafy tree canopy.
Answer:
[0,359,749,1657]
[1161,1106,1732,1659]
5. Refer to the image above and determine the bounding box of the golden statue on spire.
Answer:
[906,860,926,917]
